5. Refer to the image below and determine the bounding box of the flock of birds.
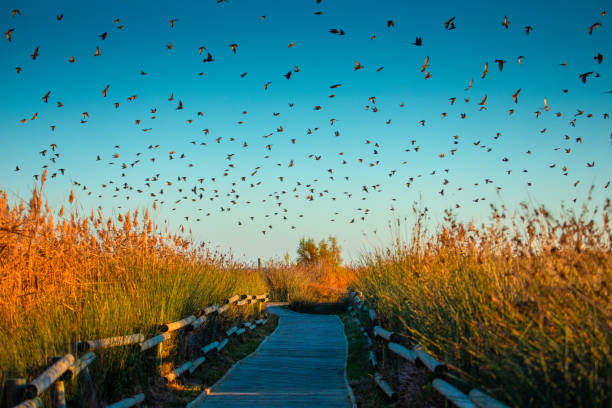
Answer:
[3,2,611,248]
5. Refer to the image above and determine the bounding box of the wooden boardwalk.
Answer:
[194,305,354,407]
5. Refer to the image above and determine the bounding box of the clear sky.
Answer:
[1,0,610,262]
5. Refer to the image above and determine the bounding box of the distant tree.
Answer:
[297,237,318,264]
[297,236,342,266]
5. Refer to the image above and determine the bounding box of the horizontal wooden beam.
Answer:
[163,362,193,384]
[202,341,219,354]
[79,333,145,351]
[469,389,510,408]
[139,332,171,352]
[104,393,145,408]
[388,342,417,363]
[160,315,196,333]
[432,379,475,408]
[25,354,75,399]
[374,373,397,400]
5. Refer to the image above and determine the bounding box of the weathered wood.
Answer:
[139,332,171,352]
[235,328,246,336]
[203,305,218,315]
[63,352,96,381]
[51,380,66,408]
[104,393,145,408]
[432,379,475,408]
[4,378,25,407]
[216,338,229,352]
[78,334,144,351]
[226,326,238,337]
[388,342,417,362]
[160,315,196,332]
[25,354,75,398]
[374,373,397,400]
[254,294,268,300]
[236,299,249,306]
[373,326,398,342]
[368,309,377,323]
[194,305,351,407]
[78,367,99,408]
[469,389,510,408]
[368,351,377,368]
[201,341,219,354]
[414,344,445,374]
[189,357,207,374]
[164,361,193,383]
[226,295,240,304]
[12,398,43,408]
[190,315,207,330]
[217,304,230,314]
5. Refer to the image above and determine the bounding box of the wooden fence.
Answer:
[348,290,510,408]
[3,293,270,408]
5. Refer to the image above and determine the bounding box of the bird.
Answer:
[31,46,40,60]
[594,53,604,64]
[495,59,507,71]
[502,16,510,29]
[5,28,15,41]
[579,72,593,83]
[421,56,429,72]
[525,25,533,34]
[329,28,345,35]
[444,17,456,30]
[413,37,423,46]
[512,88,521,103]
[229,43,238,53]
[481,62,488,78]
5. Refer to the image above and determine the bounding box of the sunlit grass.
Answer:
[354,198,611,407]
[0,173,266,401]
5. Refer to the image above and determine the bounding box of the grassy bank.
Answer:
[0,176,266,404]
[354,203,611,407]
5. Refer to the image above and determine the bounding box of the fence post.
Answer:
[3,377,26,408]
[79,367,99,408]
[257,258,261,273]
[51,380,66,408]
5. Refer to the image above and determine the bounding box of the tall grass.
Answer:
[263,260,355,304]
[355,200,611,407]
[0,173,265,400]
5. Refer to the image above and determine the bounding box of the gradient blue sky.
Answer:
[1,0,610,262]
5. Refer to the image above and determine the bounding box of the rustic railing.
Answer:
[347,290,509,408]
[4,293,270,408]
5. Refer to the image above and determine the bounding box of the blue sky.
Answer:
[1,0,610,262]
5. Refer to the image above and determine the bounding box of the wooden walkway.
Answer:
[194,305,354,407]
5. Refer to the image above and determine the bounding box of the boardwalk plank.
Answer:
[194,305,353,408]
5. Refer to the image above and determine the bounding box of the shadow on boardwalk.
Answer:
[194,304,354,407]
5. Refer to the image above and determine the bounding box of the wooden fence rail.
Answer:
[347,290,509,408]
[4,293,269,408]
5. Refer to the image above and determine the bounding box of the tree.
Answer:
[296,236,342,266]
[297,237,318,264]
